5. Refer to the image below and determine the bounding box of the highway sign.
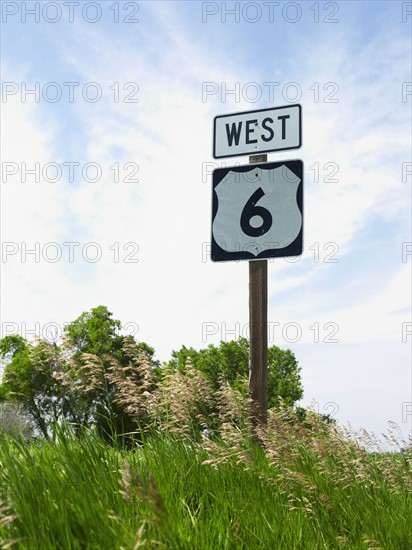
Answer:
[213,104,301,159]
[211,160,303,262]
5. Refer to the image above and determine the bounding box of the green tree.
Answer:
[267,346,303,407]
[63,306,158,442]
[0,401,34,440]
[64,305,124,359]
[63,305,157,367]
[0,307,159,443]
[170,337,303,408]
[0,336,63,439]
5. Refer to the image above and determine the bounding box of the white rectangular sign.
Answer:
[213,104,301,159]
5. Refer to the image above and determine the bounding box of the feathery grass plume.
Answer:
[54,336,160,440]
[0,539,22,550]
[255,408,320,515]
[56,334,112,396]
[246,405,345,516]
[0,502,20,549]
[120,459,143,503]
[54,348,108,400]
[119,460,165,520]
[328,423,412,496]
[384,421,405,450]
[119,459,131,502]
[198,382,411,526]
[75,353,108,393]
[0,504,17,528]
[372,450,412,496]
[51,337,80,391]
[147,473,166,523]
[3,337,62,390]
[200,381,255,468]
[131,522,147,550]
[216,378,251,428]
[105,337,158,425]
[118,459,166,549]
[200,400,329,517]
[254,402,311,470]
[147,358,218,440]
[362,535,384,550]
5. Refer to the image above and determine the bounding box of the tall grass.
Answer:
[1,417,411,548]
[1,343,411,548]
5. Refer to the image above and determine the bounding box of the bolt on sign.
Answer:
[213,104,301,159]
[211,160,303,262]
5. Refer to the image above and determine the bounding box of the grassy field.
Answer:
[1,411,411,550]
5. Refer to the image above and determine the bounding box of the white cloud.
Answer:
[1,4,410,437]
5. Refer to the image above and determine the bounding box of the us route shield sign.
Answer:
[211,160,303,262]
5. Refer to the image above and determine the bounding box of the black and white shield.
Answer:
[211,160,303,262]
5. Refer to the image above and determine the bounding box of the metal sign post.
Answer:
[248,154,268,422]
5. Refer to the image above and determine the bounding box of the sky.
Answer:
[1,0,411,447]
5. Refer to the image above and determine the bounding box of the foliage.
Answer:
[0,307,303,445]
[1,308,409,548]
[170,337,303,408]
[0,336,61,439]
[0,410,411,549]
[0,307,159,443]
[0,402,34,441]
[63,304,157,365]
[63,304,123,358]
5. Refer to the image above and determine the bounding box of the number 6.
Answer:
[240,187,272,237]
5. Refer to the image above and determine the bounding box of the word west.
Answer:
[1,242,139,264]
[201,2,340,24]
[1,2,139,23]
[2,162,139,183]
[226,115,289,146]
[202,321,339,344]
[1,82,139,103]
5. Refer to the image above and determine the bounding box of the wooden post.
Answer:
[248,154,268,423]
